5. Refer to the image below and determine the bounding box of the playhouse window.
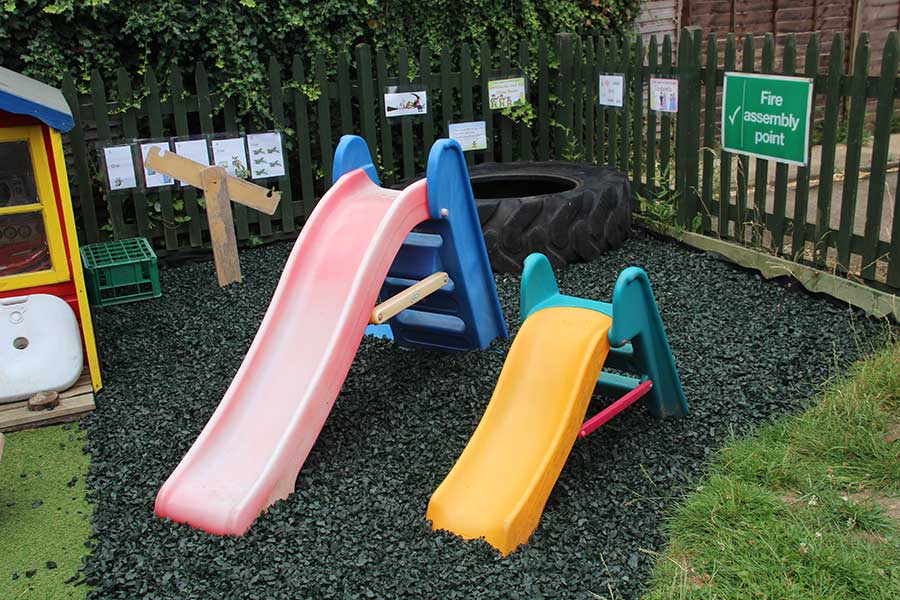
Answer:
[0,212,50,276]
[0,141,40,207]
[0,128,68,287]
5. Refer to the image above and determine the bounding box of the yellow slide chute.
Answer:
[426,306,612,556]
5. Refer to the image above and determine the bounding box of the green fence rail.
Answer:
[61,28,900,292]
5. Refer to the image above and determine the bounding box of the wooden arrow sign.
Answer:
[145,147,282,286]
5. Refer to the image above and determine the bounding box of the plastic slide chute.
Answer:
[155,136,505,535]
[428,252,687,555]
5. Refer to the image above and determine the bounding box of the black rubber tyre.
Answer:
[468,161,634,273]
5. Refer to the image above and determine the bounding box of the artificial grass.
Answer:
[0,424,91,599]
[645,340,900,599]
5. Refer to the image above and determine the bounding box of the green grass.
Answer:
[0,424,92,599]
[645,341,900,599]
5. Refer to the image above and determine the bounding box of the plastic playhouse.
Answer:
[0,67,102,431]
[155,134,687,557]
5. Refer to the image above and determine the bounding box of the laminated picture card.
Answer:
[384,90,427,117]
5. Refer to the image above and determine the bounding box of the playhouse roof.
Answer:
[0,67,74,132]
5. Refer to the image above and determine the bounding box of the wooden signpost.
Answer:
[145,147,280,286]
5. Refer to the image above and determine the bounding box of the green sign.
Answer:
[721,73,814,166]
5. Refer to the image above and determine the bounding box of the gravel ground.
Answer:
[82,232,887,599]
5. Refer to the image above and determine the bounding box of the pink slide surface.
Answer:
[155,169,430,535]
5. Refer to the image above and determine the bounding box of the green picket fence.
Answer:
[61,28,900,292]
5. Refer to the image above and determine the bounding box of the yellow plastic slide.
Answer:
[427,306,612,555]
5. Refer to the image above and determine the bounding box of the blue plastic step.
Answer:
[393,309,467,335]
[388,232,443,280]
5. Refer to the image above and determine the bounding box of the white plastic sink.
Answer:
[0,294,84,403]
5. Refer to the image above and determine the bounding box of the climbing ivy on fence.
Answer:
[0,0,639,119]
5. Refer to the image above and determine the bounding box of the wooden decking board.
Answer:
[0,371,96,432]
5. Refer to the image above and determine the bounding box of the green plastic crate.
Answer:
[80,238,161,307]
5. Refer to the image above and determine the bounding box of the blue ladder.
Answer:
[332,135,508,352]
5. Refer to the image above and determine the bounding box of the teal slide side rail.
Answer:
[609,267,688,419]
[520,253,688,420]
[521,253,611,318]
[332,134,380,185]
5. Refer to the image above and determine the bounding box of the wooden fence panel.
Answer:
[58,28,900,293]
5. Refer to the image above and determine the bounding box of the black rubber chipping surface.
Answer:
[82,232,887,599]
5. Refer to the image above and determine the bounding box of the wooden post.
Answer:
[202,166,242,286]
[144,147,279,287]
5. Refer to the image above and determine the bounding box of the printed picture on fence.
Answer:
[173,139,211,187]
[487,77,527,110]
[140,142,174,188]
[448,121,488,151]
[102,145,137,191]
[247,132,286,179]
[650,78,679,113]
[598,74,624,107]
[211,137,250,178]
[384,90,428,117]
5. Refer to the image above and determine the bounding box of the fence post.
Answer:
[556,33,575,159]
[572,36,584,160]
[771,34,796,253]
[116,68,151,240]
[460,44,476,167]
[791,33,820,257]
[268,56,295,233]
[735,35,755,243]
[749,34,775,246]
[518,39,534,161]
[315,53,334,186]
[836,34,870,270]
[718,34,736,238]
[631,34,644,189]
[500,47,514,162]
[169,65,203,247]
[375,48,395,184]
[646,36,658,187]
[814,34,844,266]
[480,41,495,162]
[396,47,415,179]
[659,35,673,190]
[537,39,550,161]
[675,28,701,227]
[292,54,317,219]
[861,31,899,281]
[608,36,620,167]
[701,32,718,233]
[61,73,99,244]
[419,45,435,151]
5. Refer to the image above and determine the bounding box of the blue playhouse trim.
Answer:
[0,68,74,132]
[521,252,688,419]
[331,135,507,352]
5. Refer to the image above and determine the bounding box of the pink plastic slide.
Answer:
[155,169,430,535]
